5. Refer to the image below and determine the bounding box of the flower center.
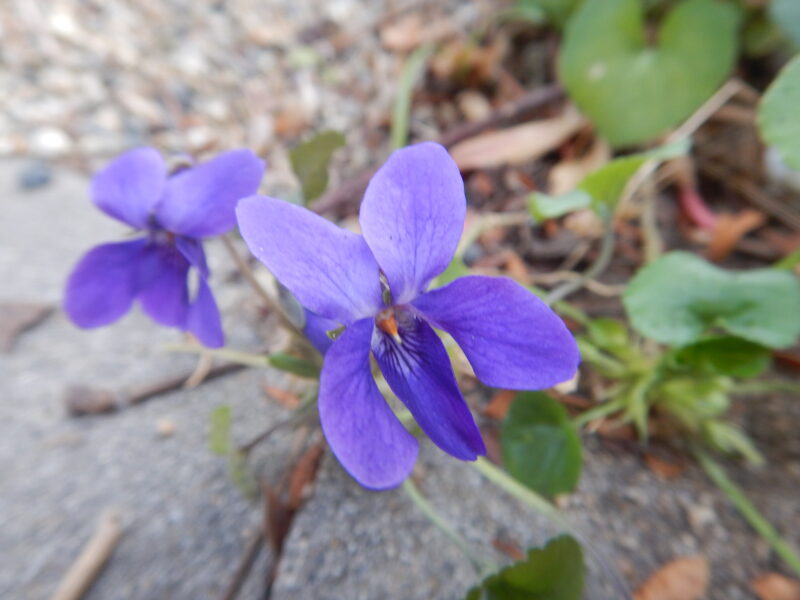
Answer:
[376,307,402,343]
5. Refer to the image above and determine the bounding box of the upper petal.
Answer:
[372,310,485,461]
[319,318,418,490]
[91,147,166,229]
[156,149,265,238]
[136,242,190,329]
[64,238,148,327]
[359,142,466,304]
[236,196,383,324]
[413,276,580,389]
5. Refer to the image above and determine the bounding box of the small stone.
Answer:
[30,127,71,157]
[156,418,176,437]
[686,503,717,533]
[17,160,53,190]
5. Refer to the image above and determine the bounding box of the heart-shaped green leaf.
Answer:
[501,392,582,497]
[770,0,800,48]
[559,0,740,147]
[465,535,584,600]
[674,336,771,378]
[758,55,800,171]
[623,251,800,348]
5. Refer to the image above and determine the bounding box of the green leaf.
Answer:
[391,45,434,150]
[517,0,581,27]
[267,353,321,379]
[758,55,800,171]
[580,138,689,211]
[209,405,232,455]
[528,189,591,221]
[675,336,771,378]
[528,139,689,219]
[465,535,584,600]
[775,247,800,271]
[501,392,582,497]
[770,0,800,48]
[559,0,740,147]
[289,130,346,202]
[623,251,800,348]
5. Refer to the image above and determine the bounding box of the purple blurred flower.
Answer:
[237,142,579,489]
[64,147,265,347]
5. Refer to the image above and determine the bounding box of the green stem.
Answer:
[544,215,615,305]
[732,379,800,396]
[572,399,623,428]
[164,344,269,368]
[471,457,565,527]
[402,479,496,576]
[694,447,800,576]
[391,45,434,150]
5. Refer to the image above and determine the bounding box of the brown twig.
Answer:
[219,528,265,600]
[49,510,123,600]
[311,84,564,215]
[125,363,246,406]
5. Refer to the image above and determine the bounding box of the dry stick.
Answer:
[311,84,564,215]
[125,362,246,406]
[219,528,265,600]
[49,510,123,600]
[220,235,305,338]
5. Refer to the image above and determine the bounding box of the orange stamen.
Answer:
[377,313,399,337]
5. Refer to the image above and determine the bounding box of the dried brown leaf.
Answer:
[752,573,800,600]
[706,209,767,262]
[634,556,709,600]
[450,108,587,170]
[262,384,301,409]
[482,390,515,420]
[643,453,685,480]
[287,442,324,510]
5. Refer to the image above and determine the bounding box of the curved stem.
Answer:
[544,216,615,305]
[164,343,269,368]
[694,447,800,576]
[402,479,496,577]
[470,458,632,599]
[456,212,531,260]
[221,235,305,338]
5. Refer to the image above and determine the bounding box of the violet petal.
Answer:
[186,277,224,348]
[157,149,265,238]
[91,147,166,229]
[319,318,418,489]
[413,276,580,389]
[64,238,148,327]
[359,142,465,303]
[373,310,485,460]
[137,243,190,328]
[236,195,383,324]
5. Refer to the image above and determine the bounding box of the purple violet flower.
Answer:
[64,147,265,347]
[236,142,579,489]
